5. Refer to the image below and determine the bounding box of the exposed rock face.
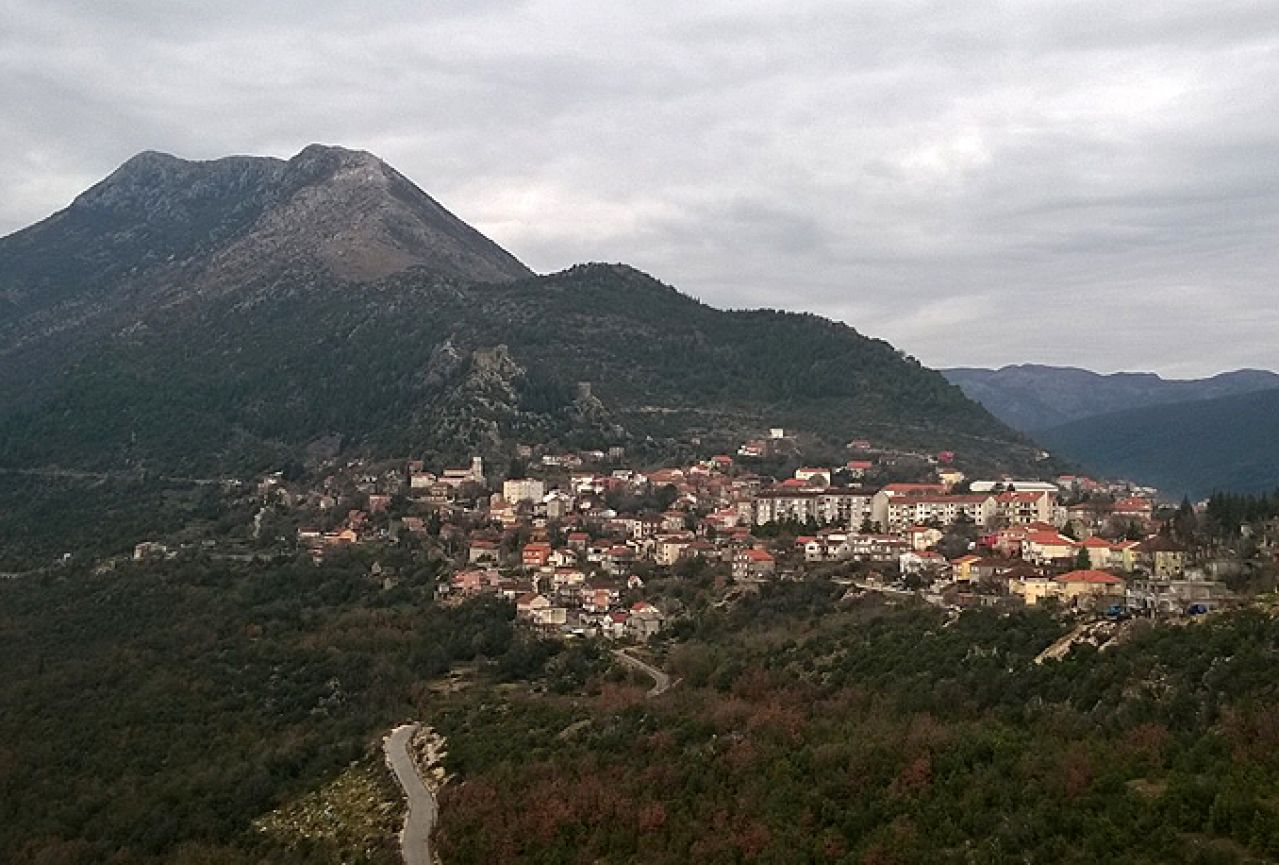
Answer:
[0,143,532,402]
[0,143,529,324]
[204,145,532,284]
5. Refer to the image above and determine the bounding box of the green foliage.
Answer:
[0,558,522,864]
[1204,489,1279,537]
[1039,388,1279,498]
[432,587,1279,864]
[0,265,1043,477]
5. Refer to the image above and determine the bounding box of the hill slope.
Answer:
[1037,387,1279,497]
[943,364,1279,432]
[0,148,1039,475]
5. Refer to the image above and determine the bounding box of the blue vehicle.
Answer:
[1186,603,1211,616]
[1104,604,1130,621]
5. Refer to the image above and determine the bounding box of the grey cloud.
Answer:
[2,0,1278,375]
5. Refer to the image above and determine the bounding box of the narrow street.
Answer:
[384,724,438,865]
[612,649,674,697]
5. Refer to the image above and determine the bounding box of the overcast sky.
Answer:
[2,1,1277,376]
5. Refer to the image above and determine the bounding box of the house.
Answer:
[1114,496,1154,521]
[468,539,500,564]
[794,467,831,487]
[521,542,552,569]
[1127,574,1232,614]
[655,535,693,567]
[580,582,622,612]
[133,541,168,561]
[870,484,992,530]
[1009,574,1058,606]
[906,525,943,552]
[626,601,665,640]
[515,592,567,627]
[846,534,911,562]
[503,478,546,503]
[604,545,638,575]
[441,456,485,488]
[951,554,983,582]
[1054,569,1125,607]
[548,548,578,568]
[451,569,497,596]
[753,489,821,525]
[1011,569,1123,607]
[544,491,575,520]
[733,548,777,580]
[1020,530,1078,566]
[1134,536,1188,577]
[683,539,719,561]
[550,568,587,591]
[1079,535,1120,569]
[995,491,1056,526]
[899,550,949,578]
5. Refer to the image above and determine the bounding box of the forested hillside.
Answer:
[1038,387,1279,497]
[0,264,1041,477]
[943,365,1279,432]
[8,559,1279,863]
[435,583,1279,865]
[0,553,540,864]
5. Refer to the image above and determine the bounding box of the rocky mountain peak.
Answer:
[2,144,531,309]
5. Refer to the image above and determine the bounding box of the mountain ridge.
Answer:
[1037,386,1279,498]
[942,363,1279,432]
[0,147,1042,476]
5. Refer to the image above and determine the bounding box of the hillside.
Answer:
[0,146,1040,475]
[1037,386,1279,497]
[943,364,1279,432]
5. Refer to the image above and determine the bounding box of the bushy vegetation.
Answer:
[0,473,226,570]
[0,553,548,864]
[433,585,1279,864]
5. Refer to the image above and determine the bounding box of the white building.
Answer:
[503,478,546,503]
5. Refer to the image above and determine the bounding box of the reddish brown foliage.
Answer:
[889,754,932,799]
[1222,703,1279,767]
[1122,722,1171,764]
[637,802,667,833]
[734,819,773,858]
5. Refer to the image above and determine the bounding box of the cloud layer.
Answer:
[3,0,1277,376]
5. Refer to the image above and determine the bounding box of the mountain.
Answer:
[1037,387,1279,498]
[942,364,1279,432]
[0,145,1040,475]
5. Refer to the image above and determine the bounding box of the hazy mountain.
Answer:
[1037,387,1279,498]
[0,146,1040,475]
[942,364,1279,432]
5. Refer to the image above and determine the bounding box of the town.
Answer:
[127,427,1275,643]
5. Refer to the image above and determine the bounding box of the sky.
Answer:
[2,1,1277,377]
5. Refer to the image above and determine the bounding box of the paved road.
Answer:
[612,649,673,697]
[384,724,438,865]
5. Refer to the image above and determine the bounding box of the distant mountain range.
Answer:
[0,145,1041,476]
[1036,388,1279,498]
[942,364,1279,432]
[944,364,1279,497]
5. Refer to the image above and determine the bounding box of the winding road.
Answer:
[612,649,674,697]
[384,724,439,865]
